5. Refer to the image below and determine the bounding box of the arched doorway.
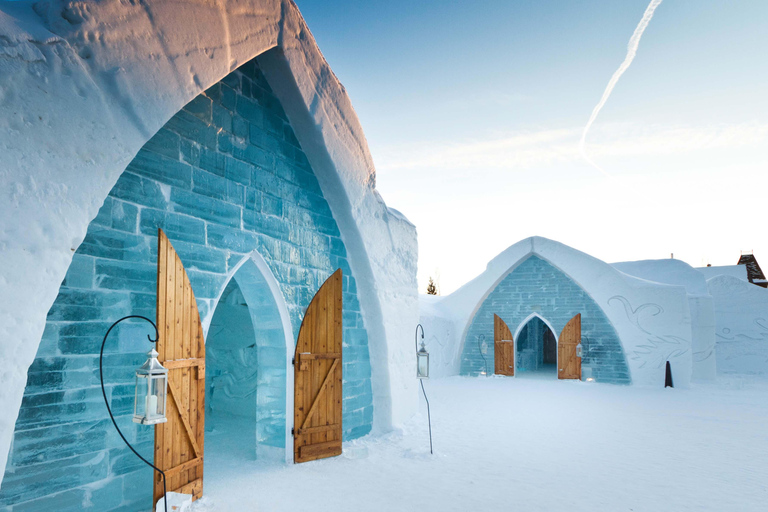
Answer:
[204,253,294,491]
[514,314,558,377]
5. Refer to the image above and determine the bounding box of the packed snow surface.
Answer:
[192,376,767,511]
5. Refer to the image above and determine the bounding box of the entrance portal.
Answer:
[515,316,557,376]
[206,278,259,463]
[204,254,293,486]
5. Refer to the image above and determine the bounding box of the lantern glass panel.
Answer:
[133,374,148,423]
[149,374,168,421]
[417,350,429,379]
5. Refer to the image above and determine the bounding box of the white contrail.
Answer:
[580,0,664,178]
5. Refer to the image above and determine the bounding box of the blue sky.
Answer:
[297,0,768,293]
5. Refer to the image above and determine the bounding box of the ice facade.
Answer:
[460,255,631,383]
[0,57,373,511]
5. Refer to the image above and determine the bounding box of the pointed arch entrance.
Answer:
[204,250,295,485]
[513,313,558,377]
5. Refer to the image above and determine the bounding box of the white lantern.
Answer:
[417,340,429,379]
[133,348,168,425]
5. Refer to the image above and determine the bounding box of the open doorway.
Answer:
[203,254,294,496]
[515,315,557,377]
[206,278,259,462]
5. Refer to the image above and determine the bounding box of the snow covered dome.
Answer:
[0,1,417,509]
[422,237,697,387]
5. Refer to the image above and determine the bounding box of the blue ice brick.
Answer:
[144,127,180,160]
[343,345,369,364]
[171,189,241,228]
[200,147,226,175]
[6,488,87,512]
[184,95,213,123]
[62,254,95,289]
[0,453,107,504]
[262,194,282,217]
[85,474,125,511]
[93,196,138,233]
[315,214,341,237]
[206,224,258,253]
[224,155,252,185]
[47,290,131,322]
[125,150,192,190]
[343,360,371,381]
[240,75,252,99]
[263,112,284,137]
[218,131,234,154]
[293,169,323,196]
[171,240,228,273]
[120,472,153,512]
[95,260,156,294]
[251,170,280,197]
[283,124,300,147]
[165,110,217,149]
[110,173,168,210]
[180,139,200,166]
[213,103,233,132]
[236,96,263,126]
[233,116,248,139]
[236,143,274,170]
[342,392,370,413]
[242,210,288,239]
[107,200,138,233]
[58,322,118,355]
[329,237,346,258]
[185,270,227,300]
[192,169,244,206]
[343,408,364,431]
[139,209,206,245]
[220,84,237,111]
[245,188,262,211]
[197,299,209,320]
[11,420,108,467]
[345,424,372,441]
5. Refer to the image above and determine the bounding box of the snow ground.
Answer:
[192,375,767,512]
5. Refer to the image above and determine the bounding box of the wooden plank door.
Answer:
[494,314,515,376]
[293,269,343,463]
[154,229,206,506]
[558,313,581,380]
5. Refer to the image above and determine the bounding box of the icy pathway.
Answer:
[192,376,768,511]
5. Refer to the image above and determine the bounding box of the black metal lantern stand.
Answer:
[100,316,168,512]
[415,324,433,454]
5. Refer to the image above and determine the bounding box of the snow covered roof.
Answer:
[696,265,749,282]
[431,236,693,386]
[612,259,710,296]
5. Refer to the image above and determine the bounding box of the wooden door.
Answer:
[293,269,343,463]
[558,313,581,380]
[154,229,206,506]
[494,314,515,376]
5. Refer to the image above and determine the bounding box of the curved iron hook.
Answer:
[99,315,167,512]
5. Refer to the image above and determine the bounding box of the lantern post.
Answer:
[415,323,433,454]
[99,315,168,512]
